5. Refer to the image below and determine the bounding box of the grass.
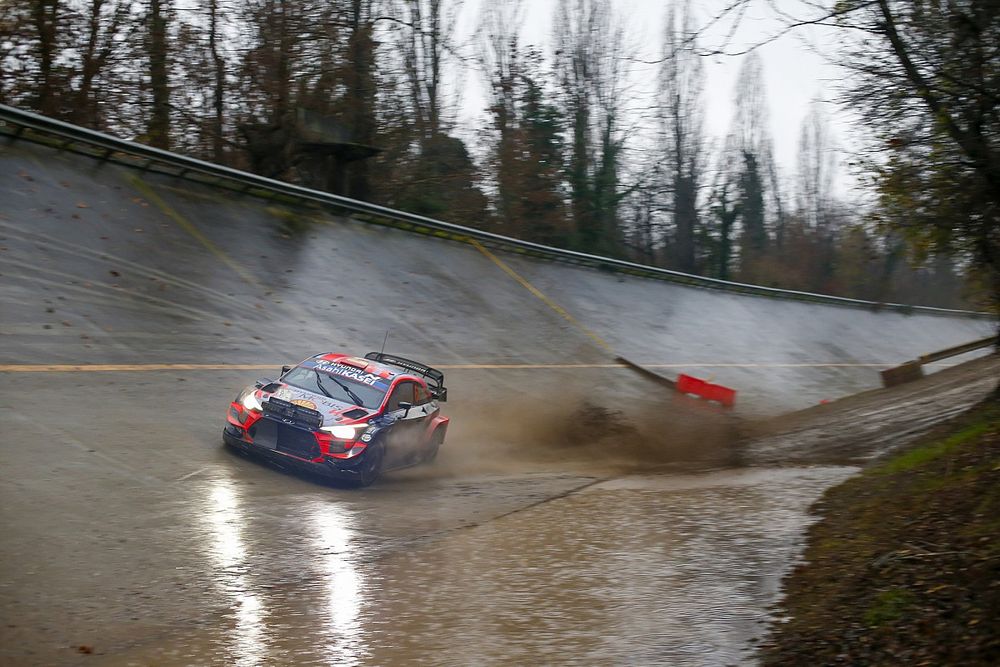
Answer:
[265,205,313,236]
[874,418,995,474]
[864,588,915,627]
[759,398,1000,665]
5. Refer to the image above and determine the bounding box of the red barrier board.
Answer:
[676,373,737,407]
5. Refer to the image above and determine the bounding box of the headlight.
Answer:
[321,423,366,440]
[239,388,263,412]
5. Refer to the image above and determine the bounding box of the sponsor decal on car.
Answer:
[311,360,391,390]
[291,399,317,410]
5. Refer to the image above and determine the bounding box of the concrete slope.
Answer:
[1,139,993,412]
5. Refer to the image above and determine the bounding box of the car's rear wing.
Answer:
[365,352,448,402]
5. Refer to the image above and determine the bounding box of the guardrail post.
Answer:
[880,335,996,388]
[880,360,925,388]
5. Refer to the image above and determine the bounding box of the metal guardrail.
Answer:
[919,335,997,364]
[881,335,996,387]
[0,103,993,320]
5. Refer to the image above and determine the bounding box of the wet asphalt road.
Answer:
[1,369,856,666]
[1,139,997,665]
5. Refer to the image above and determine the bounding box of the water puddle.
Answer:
[103,465,855,666]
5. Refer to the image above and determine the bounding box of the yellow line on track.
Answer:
[0,364,278,372]
[129,176,261,288]
[0,362,911,373]
[467,239,613,353]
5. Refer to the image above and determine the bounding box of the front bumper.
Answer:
[223,418,372,480]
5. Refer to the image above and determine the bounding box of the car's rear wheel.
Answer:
[424,430,444,463]
[355,443,384,487]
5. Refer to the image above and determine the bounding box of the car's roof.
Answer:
[305,353,423,383]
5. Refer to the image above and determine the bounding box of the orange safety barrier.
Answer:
[676,374,737,408]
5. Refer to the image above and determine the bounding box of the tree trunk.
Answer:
[147,0,170,150]
[32,0,60,117]
[209,0,225,163]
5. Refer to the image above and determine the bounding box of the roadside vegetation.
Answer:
[759,398,1000,665]
[2,1,996,310]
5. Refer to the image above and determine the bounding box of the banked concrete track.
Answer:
[0,138,992,412]
[2,124,999,667]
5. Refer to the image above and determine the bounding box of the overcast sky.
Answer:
[451,0,857,196]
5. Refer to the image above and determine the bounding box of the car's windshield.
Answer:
[282,365,387,409]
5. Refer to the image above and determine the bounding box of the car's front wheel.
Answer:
[354,443,384,487]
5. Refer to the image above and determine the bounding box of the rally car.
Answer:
[223,352,449,486]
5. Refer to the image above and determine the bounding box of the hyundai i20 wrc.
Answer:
[223,352,449,486]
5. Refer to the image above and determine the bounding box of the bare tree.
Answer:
[0,0,67,114]
[339,0,379,199]
[690,0,999,309]
[659,1,706,273]
[66,0,128,128]
[0,0,131,127]
[31,0,63,116]
[0,3,25,103]
[478,0,568,243]
[236,0,323,178]
[795,101,836,231]
[708,179,741,281]
[206,0,227,162]
[478,0,523,232]
[399,0,457,141]
[717,52,785,280]
[144,0,171,149]
[553,0,630,256]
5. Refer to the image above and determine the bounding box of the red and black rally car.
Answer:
[223,352,449,486]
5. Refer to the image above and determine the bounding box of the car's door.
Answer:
[382,380,426,465]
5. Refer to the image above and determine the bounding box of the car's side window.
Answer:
[386,381,415,412]
[414,384,432,406]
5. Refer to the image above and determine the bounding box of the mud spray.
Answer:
[406,389,745,480]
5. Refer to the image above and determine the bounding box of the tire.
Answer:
[222,427,242,451]
[423,430,444,463]
[354,443,384,487]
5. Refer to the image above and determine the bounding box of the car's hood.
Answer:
[261,383,372,426]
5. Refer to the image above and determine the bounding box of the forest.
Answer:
[2,0,997,310]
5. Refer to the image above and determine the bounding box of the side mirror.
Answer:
[254,377,276,388]
[281,365,291,375]
[435,388,448,403]
[398,401,412,417]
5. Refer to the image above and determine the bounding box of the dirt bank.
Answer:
[758,395,1000,665]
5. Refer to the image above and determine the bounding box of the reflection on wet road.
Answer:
[365,467,856,667]
[201,475,271,667]
[104,467,854,667]
[310,500,366,666]
[195,474,368,666]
